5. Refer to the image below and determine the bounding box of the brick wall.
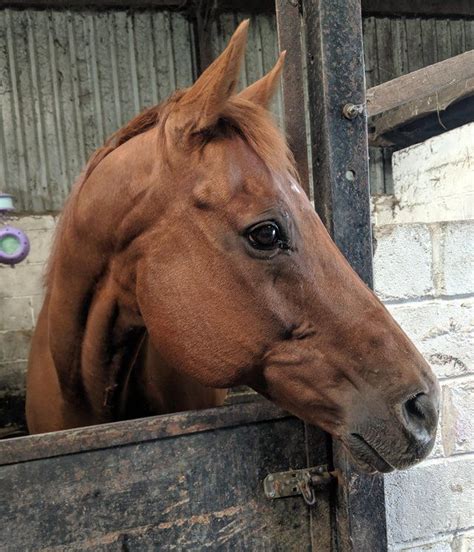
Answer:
[0,123,472,547]
[372,123,474,551]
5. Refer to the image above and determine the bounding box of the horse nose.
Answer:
[401,391,439,446]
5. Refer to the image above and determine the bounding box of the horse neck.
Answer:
[46,251,145,422]
[47,249,227,424]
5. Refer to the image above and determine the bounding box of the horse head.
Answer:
[134,21,439,472]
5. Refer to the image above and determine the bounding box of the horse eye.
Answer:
[247,222,282,250]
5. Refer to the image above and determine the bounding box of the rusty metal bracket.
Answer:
[263,465,334,505]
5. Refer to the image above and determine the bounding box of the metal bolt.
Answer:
[268,489,276,498]
[343,102,364,120]
[345,170,356,181]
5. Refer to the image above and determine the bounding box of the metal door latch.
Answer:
[263,465,334,506]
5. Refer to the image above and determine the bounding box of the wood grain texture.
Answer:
[366,50,474,118]
[275,0,310,197]
[0,408,330,550]
[0,398,286,465]
[367,50,474,147]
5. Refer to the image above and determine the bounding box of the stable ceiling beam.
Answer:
[361,0,474,17]
[2,0,473,16]
[367,50,474,148]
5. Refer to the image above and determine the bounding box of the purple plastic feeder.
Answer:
[0,193,30,266]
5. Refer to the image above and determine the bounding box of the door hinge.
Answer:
[263,465,334,506]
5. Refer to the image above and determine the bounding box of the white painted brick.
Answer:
[441,222,474,296]
[385,456,474,545]
[430,404,445,459]
[0,330,33,362]
[387,299,474,380]
[394,539,452,552]
[0,296,34,331]
[442,379,474,456]
[24,227,56,264]
[391,532,474,552]
[374,124,474,226]
[452,531,474,552]
[374,225,433,300]
[0,262,45,299]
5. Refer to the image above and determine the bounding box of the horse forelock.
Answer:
[206,96,297,180]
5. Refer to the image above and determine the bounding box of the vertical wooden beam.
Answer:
[276,5,332,548]
[301,0,387,550]
[303,0,374,284]
[275,0,310,195]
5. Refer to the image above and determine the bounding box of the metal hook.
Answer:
[298,476,317,506]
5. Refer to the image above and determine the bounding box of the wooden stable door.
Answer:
[0,399,332,551]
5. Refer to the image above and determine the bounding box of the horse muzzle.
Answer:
[343,386,440,473]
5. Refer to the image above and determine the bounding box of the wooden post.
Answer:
[301,0,387,549]
[275,0,310,196]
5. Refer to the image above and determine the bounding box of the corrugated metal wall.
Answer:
[0,9,196,211]
[1,9,473,211]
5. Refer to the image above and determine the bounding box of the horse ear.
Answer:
[168,19,249,138]
[238,51,286,108]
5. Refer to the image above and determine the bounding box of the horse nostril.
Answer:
[405,393,426,422]
[401,392,438,444]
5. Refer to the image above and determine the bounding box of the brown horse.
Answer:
[26,21,439,473]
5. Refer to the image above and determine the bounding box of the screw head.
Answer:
[342,102,364,120]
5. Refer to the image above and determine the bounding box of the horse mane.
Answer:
[45,92,296,291]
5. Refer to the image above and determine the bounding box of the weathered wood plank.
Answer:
[372,95,474,148]
[363,16,378,89]
[0,398,287,465]
[436,18,453,62]
[275,0,310,196]
[1,414,329,550]
[366,50,474,118]
[0,0,183,7]
[405,18,423,73]
[361,0,474,17]
[367,50,474,147]
[420,18,438,67]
